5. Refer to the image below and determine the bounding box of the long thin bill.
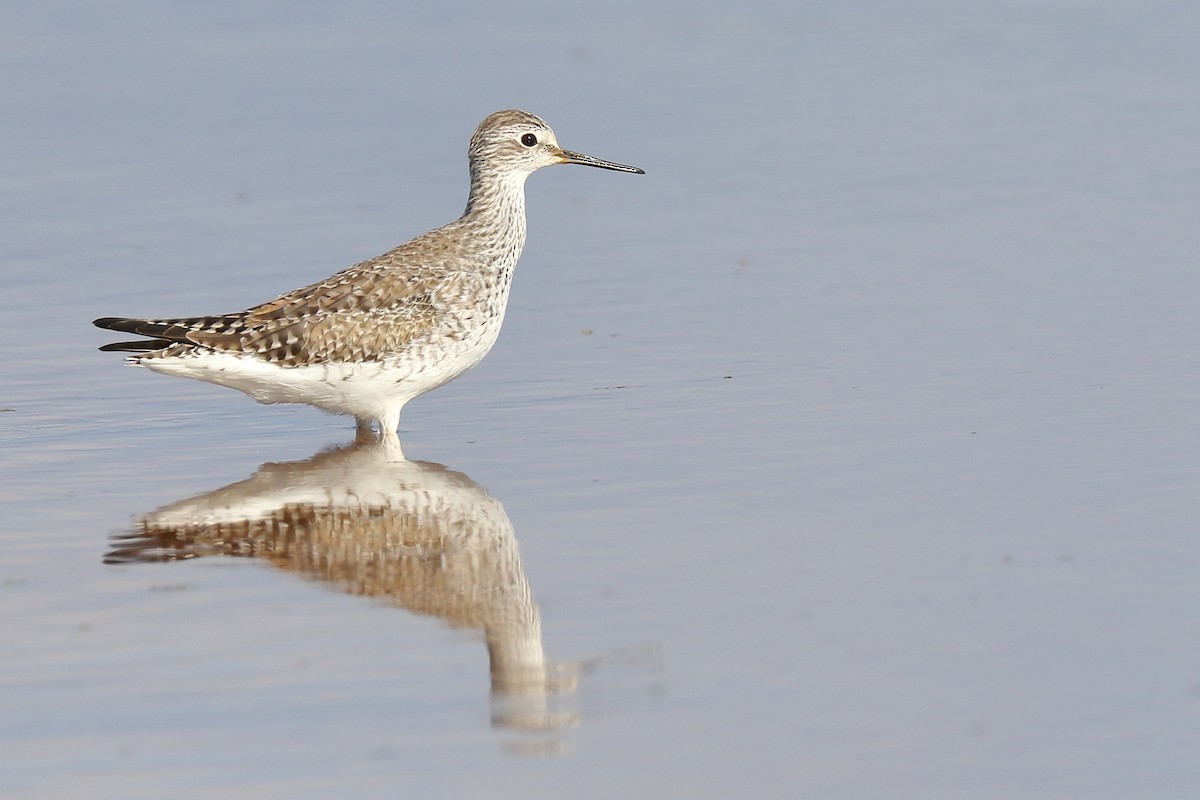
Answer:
[558,148,645,174]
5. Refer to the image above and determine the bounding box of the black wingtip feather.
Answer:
[98,339,172,353]
[94,317,156,335]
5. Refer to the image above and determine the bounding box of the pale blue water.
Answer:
[3,2,1200,798]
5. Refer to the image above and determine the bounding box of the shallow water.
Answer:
[3,2,1200,798]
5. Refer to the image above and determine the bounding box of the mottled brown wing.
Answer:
[187,267,486,365]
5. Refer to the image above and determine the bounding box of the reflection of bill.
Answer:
[105,437,579,733]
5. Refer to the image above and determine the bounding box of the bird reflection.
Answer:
[104,435,579,733]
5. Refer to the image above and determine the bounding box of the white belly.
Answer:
[139,326,500,423]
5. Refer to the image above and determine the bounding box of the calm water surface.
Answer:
[3,2,1199,798]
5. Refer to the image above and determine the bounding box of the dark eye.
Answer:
[520,133,538,147]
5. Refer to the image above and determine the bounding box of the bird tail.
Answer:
[93,314,246,355]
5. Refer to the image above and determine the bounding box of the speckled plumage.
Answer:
[94,110,643,444]
[104,437,582,728]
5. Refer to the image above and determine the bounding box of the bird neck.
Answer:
[463,169,528,235]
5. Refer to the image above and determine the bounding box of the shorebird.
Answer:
[94,110,643,444]
[105,439,581,730]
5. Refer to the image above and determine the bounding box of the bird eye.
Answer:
[520,133,538,147]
